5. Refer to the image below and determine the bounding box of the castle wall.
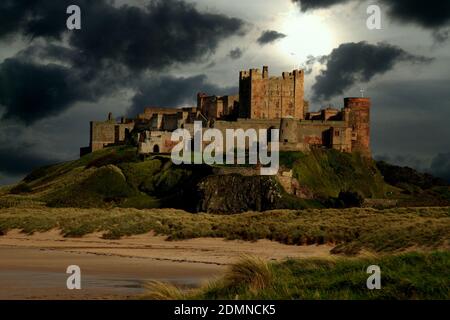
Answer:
[197,94,239,119]
[280,119,352,152]
[162,114,179,131]
[90,121,134,152]
[223,95,239,117]
[138,131,175,154]
[90,121,115,152]
[330,127,353,152]
[214,118,280,133]
[138,107,179,120]
[116,123,135,142]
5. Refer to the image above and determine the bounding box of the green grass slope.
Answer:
[280,149,389,199]
[1,146,213,210]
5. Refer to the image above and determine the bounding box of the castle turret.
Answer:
[344,97,371,157]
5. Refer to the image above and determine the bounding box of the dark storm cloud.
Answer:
[0,0,246,124]
[128,75,238,116]
[228,48,243,60]
[0,57,99,124]
[0,0,66,39]
[291,0,351,12]
[0,143,58,176]
[302,55,322,75]
[369,78,450,180]
[292,0,450,30]
[0,0,246,71]
[70,0,246,71]
[432,29,450,43]
[381,0,450,29]
[19,43,81,64]
[430,153,450,182]
[257,30,286,45]
[311,41,431,101]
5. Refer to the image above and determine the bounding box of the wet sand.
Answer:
[0,230,333,299]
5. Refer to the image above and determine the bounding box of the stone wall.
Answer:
[90,121,134,152]
[197,94,239,119]
[138,131,175,154]
[279,118,353,153]
[214,118,280,132]
[138,107,179,120]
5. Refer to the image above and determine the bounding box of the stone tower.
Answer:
[239,66,305,120]
[345,97,371,157]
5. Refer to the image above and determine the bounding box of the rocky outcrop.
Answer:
[197,174,282,214]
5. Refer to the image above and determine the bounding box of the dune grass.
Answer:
[143,281,187,300]
[142,252,450,300]
[0,206,448,255]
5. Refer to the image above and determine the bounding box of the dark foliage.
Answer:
[377,161,448,189]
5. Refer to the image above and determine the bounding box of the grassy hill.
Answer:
[5,146,214,211]
[1,146,449,212]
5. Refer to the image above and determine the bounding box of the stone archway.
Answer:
[153,145,160,153]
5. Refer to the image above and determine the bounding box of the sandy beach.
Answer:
[0,230,333,300]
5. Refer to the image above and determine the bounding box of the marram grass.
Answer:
[141,252,450,300]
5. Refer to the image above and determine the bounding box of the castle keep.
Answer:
[239,67,305,120]
[81,66,371,157]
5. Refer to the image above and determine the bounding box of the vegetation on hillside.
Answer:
[2,146,213,211]
[376,161,448,189]
[376,161,450,207]
[143,252,450,300]
[1,146,449,211]
[0,147,328,211]
[280,149,389,199]
[0,207,448,254]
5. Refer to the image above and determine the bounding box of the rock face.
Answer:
[197,174,282,214]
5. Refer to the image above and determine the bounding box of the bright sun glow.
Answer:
[277,10,335,65]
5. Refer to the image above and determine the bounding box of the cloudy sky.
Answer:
[0,0,450,184]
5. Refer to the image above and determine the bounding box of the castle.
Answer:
[80,66,371,158]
